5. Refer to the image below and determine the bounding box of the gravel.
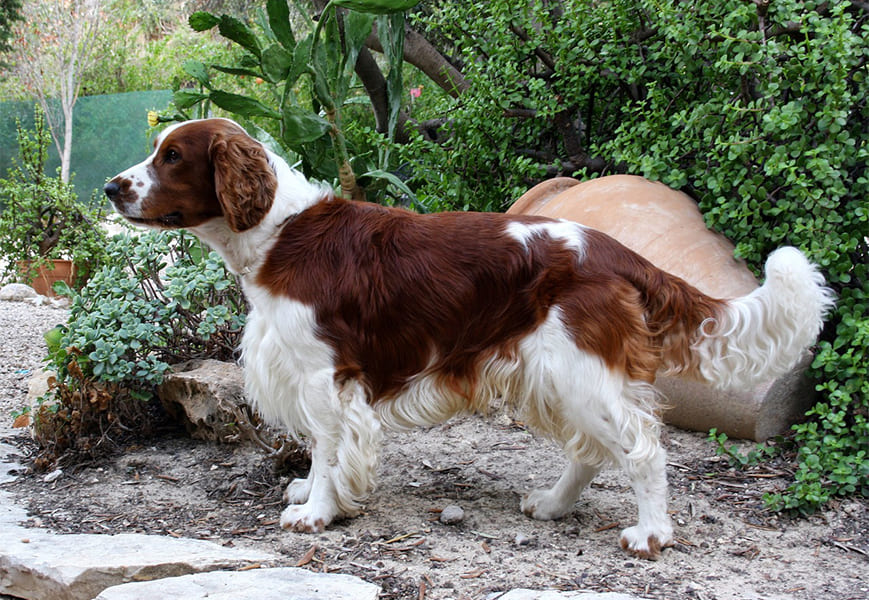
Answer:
[0,296,69,435]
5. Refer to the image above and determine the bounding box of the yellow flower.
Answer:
[147,111,159,128]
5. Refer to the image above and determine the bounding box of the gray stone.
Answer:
[42,468,63,483]
[491,591,640,600]
[0,283,37,302]
[95,567,380,600]
[157,359,251,443]
[439,504,465,525]
[0,525,277,600]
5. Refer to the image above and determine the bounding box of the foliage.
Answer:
[401,0,867,512]
[0,0,21,59]
[0,107,109,288]
[1,0,104,182]
[31,228,247,463]
[163,0,417,204]
[51,229,246,387]
[79,1,248,96]
[708,428,778,469]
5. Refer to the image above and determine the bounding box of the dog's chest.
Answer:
[240,293,336,433]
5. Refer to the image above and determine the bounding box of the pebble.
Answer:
[513,533,531,546]
[43,469,63,483]
[439,504,465,525]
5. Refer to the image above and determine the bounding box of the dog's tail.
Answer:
[620,244,835,389]
[689,247,834,388]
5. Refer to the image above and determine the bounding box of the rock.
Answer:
[42,469,63,483]
[157,359,252,443]
[25,369,56,435]
[0,525,277,600]
[94,567,380,600]
[27,369,55,404]
[490,591,640,600]
[513,533,532,546]
[508,175,817,441]
[0,283,37,302]
[439,504,465,525]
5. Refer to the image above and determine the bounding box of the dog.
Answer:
[105,118,833,559]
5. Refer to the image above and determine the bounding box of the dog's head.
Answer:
[104,118,277,232]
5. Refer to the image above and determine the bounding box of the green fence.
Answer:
[0,90,173,202]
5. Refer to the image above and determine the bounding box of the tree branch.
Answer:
[366,25,469,97]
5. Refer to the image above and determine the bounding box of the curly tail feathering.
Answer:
[691,247,836,389]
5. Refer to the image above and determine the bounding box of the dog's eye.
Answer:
[164,149,181,164]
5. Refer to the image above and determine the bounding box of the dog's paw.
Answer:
[283,477,312,504]
[619,525,674,560]
[280,502,334,533]
[520,488,573,521]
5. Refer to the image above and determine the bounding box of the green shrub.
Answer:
[0,108,109,288]
[32,229,246,463]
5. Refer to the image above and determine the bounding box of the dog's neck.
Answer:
[190,150,328,278]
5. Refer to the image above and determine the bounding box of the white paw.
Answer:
[619,524,674,560]
[283,477,312,504]
[520,489,573,521]
[279,501,335,533]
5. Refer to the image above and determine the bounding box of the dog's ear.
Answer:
[209,130,277,232]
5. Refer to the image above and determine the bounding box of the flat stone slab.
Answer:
[95,567,380,600]
[0,518,277,600]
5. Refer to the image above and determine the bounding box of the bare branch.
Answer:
[366,25,469,97]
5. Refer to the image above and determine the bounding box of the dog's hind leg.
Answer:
[521,461,600,520]
[280,378,382,532]
[585,379,673,560]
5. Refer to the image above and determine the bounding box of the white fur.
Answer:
[506,219,587,260]
[693,246,835,389]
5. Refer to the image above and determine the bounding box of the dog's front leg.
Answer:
[280,437,341,532]
[279,378,382,533]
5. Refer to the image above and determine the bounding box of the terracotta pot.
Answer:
[17,259,76,297]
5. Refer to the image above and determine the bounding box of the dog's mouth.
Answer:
[126,211,184,228]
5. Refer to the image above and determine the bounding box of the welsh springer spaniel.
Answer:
[105,118,833,559]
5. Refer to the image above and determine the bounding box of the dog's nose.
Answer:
[104,180,120,200]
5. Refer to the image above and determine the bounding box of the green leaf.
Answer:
[310,43,336,110]
[189,11,220,31]
[377,12,405,142]
[362,169,415,198]
[211,65,262,78]
[332,0,420,14]
[261,44,294,83]
[182,60,212,89]
[336,10,375,103]
[281,106,332,146]
[266,0,295,50]
[288,33,314,88]
[219,15,262,58]
[173,90,209,109]
[209,91,281,119]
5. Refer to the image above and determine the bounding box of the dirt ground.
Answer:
[2,411,867,600]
